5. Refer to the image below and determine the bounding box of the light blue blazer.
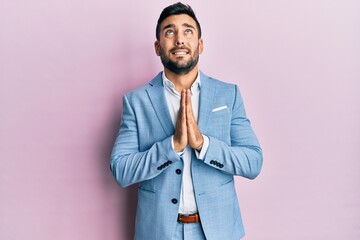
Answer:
[111,71,263,240]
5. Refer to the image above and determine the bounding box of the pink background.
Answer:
[1,0,359,239]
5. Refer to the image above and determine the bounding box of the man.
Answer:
[110,2,263,240]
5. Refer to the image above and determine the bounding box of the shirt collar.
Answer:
[162,71,201,96]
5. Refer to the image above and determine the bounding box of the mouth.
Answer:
[171,48,190,56]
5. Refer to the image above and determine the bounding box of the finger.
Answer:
[186,89,191,107]
[174,90,188,152]
[181,89,186,121]
[185,89,189,105]
[185,89,194,117]
[184,90,203,149]
[186,91,196,133]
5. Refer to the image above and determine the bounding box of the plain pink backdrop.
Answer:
[1,0,359,239]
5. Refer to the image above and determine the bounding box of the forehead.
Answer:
[160,14,197,29]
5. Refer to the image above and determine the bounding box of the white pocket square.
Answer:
[212,105,228,112]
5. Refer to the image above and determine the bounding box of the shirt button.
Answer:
[176,169,182,175]
[171,198,178,204]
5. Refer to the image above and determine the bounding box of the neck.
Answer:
[164,66,199,93]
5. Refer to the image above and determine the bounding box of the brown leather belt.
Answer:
[177,213,200,224]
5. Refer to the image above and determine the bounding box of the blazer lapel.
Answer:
[146,73,174,137]
[198,71,216,135]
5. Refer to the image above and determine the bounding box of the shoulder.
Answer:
[200,71,238,92]
[124,72,163,100]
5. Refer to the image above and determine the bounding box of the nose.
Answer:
[175,34,184,46]
[176,40,184,46]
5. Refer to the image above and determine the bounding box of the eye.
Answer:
[165,30,174,36]
[184,29,193,35]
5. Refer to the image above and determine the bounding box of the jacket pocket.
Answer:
[220,178,234,186]
[138,186,156,194]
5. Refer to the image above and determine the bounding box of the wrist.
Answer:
[173,140,186,153]
[194,138,204,151]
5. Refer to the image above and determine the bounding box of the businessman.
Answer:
[110,2,263,240]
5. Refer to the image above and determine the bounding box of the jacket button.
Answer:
[176,169,182,175]
[157,166,162,170]
[210,160,214,165]
[171,198,178,204]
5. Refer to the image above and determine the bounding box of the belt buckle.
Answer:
[177,214,184,223]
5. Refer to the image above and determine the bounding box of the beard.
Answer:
[159,46,199,75]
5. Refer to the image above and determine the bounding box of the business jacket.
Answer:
[110,71,263,240]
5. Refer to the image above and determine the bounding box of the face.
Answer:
[155,14,203,75]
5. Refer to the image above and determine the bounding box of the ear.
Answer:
[198,38,204,54]
[154,41,161,56]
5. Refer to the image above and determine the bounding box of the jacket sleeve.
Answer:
[202,85,263,179]
[110,94,180,188]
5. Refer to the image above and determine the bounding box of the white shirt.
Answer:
[162,71,209,214]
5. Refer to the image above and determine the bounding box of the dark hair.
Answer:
[156,2,202,40]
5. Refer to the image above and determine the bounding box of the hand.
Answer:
[173,90,188,152]
[185,89,204,151]
[173,89,204,152]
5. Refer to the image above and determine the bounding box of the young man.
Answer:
[110,2,263,239]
